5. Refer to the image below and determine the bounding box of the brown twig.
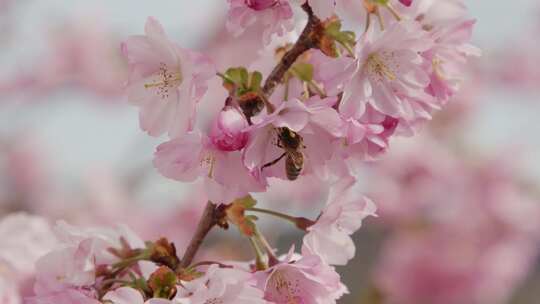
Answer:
[261,3,323,98]
[178,4,322,269]
[178,201,218,269]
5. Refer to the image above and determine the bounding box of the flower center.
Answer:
[365,52,397,82]
[269,271,302,304]
[144,63,183,99]
[245,0,279,11]
[432,57,445,79]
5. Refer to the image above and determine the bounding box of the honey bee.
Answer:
[262,127,305,181]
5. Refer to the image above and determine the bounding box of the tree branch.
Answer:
[178,4,322,270]
[262,3,322,98]
[178,201,218,269]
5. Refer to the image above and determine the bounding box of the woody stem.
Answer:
[179,4,321,271]
[179,201,218,269]
[261,2,322,98]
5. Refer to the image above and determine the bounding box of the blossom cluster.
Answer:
[365,138,540,304]
[123,0,478,203]
[16,179,373,303]
[21,0,479,303]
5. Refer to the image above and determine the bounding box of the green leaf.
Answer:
[236,195,257,209]
[239,68,249,87]
[245,215,259,222]
[324,19,342,37]
[225,67,249,88]
[250,71,263,91]
[292,63,314,82]
[338,31,356,44]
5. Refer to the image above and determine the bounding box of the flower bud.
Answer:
[399,0,412,7]
[210,107,249,152]
[245,0,279,11]
[148,266,178,299]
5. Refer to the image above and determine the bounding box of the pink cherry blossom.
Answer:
[0,213,56,276]
[29,221,145,303]
[304,0,336,20]
[341,21,434,123]
[243,96,343,181]
[122,17,215,138]
[0,213,56,304]
[25,289,101,304]
[302,178,376,265]
[423,19,481,103]
[339,104,401,161]
[254,247,347,304]
[103,287,171,304]
[398,0,467,23]
[177,265,266,304]
[227,0,295,45]
[334,0,403,29]
[393,0,479,104]
[153,131,265,204]
[310,50,358,97]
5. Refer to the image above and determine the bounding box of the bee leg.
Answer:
[262,153,287,171]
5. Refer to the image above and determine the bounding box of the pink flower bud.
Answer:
[245,0,279,10]
[210,107,249,151]
[399,0,412,7]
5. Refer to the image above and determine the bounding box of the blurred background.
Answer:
[1,0,539,303]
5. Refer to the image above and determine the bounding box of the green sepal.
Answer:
[292,63,314,82]
[249,71,263,92]
[236,195,257,209]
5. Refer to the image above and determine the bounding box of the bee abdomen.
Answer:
[285,153,303,181]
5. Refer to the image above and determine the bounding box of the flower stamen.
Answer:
[144,63,183,99]
[432,57,445,80]
[366,53,397,81]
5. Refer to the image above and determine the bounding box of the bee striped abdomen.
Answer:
[285,151,304,181]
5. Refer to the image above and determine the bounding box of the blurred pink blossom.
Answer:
[368,138,540,304]
[227,0,294,45]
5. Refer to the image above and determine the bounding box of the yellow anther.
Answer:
[367,53,397,81]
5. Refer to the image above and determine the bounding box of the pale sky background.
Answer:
[0,0,539,203]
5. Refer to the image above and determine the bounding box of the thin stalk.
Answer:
[337,40,356,58]
[190,260,233,269]
[308,80,327,97]
[375,8,385,31]
[111,251,151,270]
[283,74,291,101]
[365,12,372,33]
[254,227,279,266]
[385,3,402,22]
[247,207,301,224]
[249,236,268,270]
